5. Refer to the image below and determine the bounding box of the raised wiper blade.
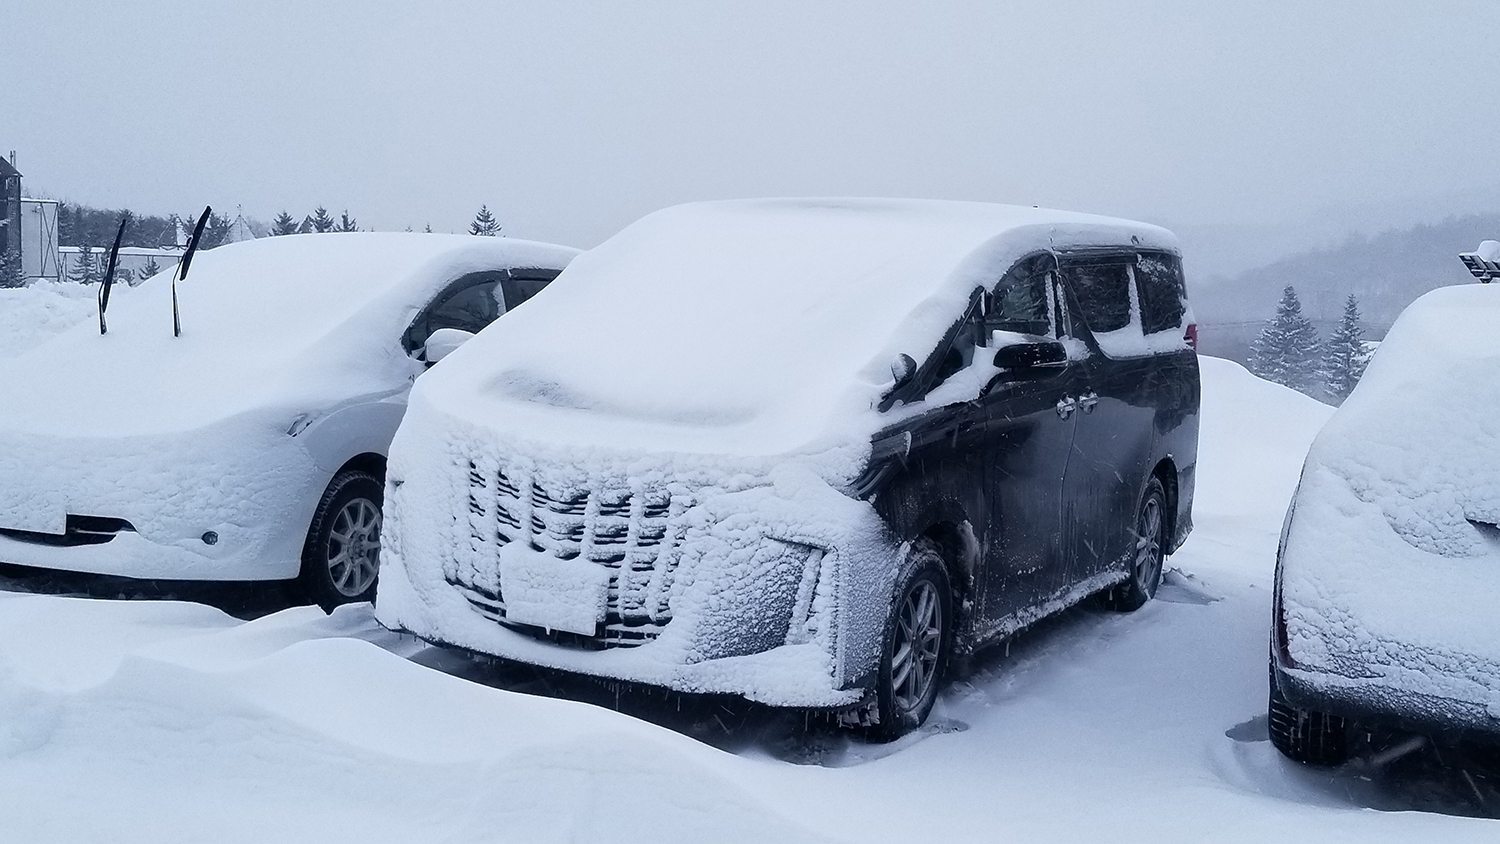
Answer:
[98,212,130,335]
[173,206,211,337]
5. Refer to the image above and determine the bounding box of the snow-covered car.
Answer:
[1270,282,1500,765]
[376,199,1199,737]
[0,233,577,609]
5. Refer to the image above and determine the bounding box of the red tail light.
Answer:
[1184,323,1198,350]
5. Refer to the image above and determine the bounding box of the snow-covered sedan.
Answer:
[1271,282,1500,764]
[376,199,1199,738]
[0,233,577,609]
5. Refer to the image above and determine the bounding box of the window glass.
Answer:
[1135,253,1186,335]
[986,257,1054,338]
[1062,262,1131,334]
[500,276,551,310]
[428,280,501,335]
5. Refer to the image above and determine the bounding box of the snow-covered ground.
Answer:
[1,356,1497,842]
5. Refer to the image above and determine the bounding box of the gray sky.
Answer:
[4,0,1498,252]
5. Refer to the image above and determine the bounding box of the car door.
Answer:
[1057,254,1160,586]
[972,255,1085,629]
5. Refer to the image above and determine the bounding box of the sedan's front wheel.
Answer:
[299,470,383,612]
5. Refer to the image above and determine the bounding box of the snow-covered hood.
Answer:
[1280,283,1500,695]
[415,198,1176,477]
[0,233,579,438]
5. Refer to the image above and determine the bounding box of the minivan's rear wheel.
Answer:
[868,542,951,741]
[299,470,383,612]
[1269,674,1350,766]
[1102,476,1166,612]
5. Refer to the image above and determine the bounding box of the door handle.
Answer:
[1056,397,1077,419]
[1078,391,1099,413]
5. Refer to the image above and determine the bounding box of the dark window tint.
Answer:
[500,275,553,310]
[1062,262,1131,334]
[1136,253,1186,335]
[404,272,506,354]
[986,256,1053,338]
[428,280,501,335]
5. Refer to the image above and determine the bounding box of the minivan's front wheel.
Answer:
[299,470,383,612]
[1102,476,1166,612]
[869,543,951,741]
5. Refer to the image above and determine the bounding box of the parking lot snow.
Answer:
[2,357,1497,842]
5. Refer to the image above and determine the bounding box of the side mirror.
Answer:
[993,340,1067,370]
[890,353,918,389]
[423,327,476,363]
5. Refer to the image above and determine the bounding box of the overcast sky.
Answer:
[3,1,1498,251]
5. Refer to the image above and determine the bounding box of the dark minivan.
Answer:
[375,199,1199,739]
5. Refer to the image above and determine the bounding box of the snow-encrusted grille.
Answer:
[447,460,691,648]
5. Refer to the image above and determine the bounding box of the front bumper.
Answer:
[1272,651,1500,745]
[375,442,901,708]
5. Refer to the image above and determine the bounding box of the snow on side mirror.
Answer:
[423,328,476,363]
[890,353,918,389]
[993,340,1067,369]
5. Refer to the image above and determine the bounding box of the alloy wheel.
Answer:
[891,580,943,714]
[327,496,381,597]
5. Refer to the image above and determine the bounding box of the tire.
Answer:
[1268,672,1350,766]
[299,470,383,612]
[1102,476,1167,612]
[867,541,952,742]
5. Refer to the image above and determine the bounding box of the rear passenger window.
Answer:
[1135,253,1186,335]
[1062,262,1132,334]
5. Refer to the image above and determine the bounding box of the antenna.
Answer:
[98,212,130,334]
[173,206,212,337]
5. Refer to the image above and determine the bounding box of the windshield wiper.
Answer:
[97,212,131,335]
[173,206,212,337]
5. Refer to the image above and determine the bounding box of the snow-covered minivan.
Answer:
[0,233,576,610]
[376,199,1199,737]
[1271,282,1500,764]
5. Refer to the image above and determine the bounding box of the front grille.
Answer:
[0,514,136,547]
[446,460,691,648]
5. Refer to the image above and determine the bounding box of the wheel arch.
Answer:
[1150,457,1178,549]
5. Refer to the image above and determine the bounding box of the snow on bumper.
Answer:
[1276,462,1500,735]
[375,432,899,707]
[0,415,321,580]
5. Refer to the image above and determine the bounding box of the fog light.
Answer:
[201,531,219,546]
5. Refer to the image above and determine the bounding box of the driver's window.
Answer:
[404,272,506,355]
[985,255,1056,341]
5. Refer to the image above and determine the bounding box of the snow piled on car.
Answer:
[1280,283,1500,702]
[0,234,577,568]
[0,282,98,357]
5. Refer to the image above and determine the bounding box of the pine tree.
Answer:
[139,256,162,283]
[336,210,359,232]
[424,223,432,233]
[1320,294,1369,403]
[68,245,99,284]
[469,205,501,236]
[310,206,336,233]
[272,211,299,236]
[0,248,24,288]
[1250,285,1320,395]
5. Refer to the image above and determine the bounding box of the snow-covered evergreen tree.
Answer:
[272,211,299,236]
[0,249,23,288]
[68,245,99,285]
[1250,284,1320,395]
[469,205,501,236]
[138,256,161,283]
[1320,294,1369,403]
[336,210,359,232]
[310,207,336,233]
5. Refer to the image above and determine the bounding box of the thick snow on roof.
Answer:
[420,198,1175,462]
[1282,283,1500,694]
[0,233,577,436]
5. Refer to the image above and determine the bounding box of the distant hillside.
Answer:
[1190,213,1500,362]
